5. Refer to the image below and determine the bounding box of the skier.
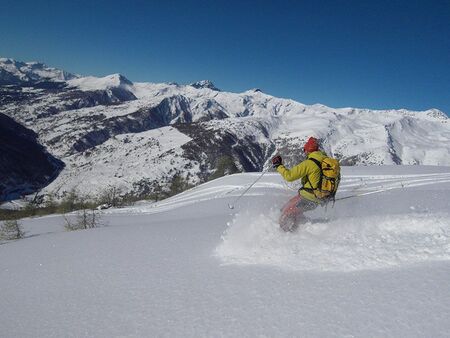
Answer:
[272,137,336,231]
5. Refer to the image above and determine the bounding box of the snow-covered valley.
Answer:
[2,165,449,337]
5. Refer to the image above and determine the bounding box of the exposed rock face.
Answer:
[0,113,64,201]
[176,121,273,177]
[190,80,220,91]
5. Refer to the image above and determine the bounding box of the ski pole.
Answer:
[334,186,397,202]
[228,168,269,209]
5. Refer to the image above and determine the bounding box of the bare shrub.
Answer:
[59,189,84,213]
[0,219,25,240]
[96,186,123,208]
[64,208,102,231]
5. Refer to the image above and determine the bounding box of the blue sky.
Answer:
[1,0,449,114]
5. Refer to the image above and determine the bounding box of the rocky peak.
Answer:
[425,109,448,120]
[190,80,220,91]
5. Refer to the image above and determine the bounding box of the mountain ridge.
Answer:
[1,57,449,201]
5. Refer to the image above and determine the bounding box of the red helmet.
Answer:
[303,137,319,153]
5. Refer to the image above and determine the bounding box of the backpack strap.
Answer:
[308,157,322,171]
[300,157,322,194]
[307,157,322,190]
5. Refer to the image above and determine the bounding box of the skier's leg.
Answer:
[279,195,303,232]
[297,198,318,210]
[279,195,319,231]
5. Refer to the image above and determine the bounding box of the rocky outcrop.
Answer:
[0,113,64,201]
[190,80,220,91]
[176,121,274,180]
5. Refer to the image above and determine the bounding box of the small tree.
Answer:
[0,219,25,240]
[96,186,122,208]
[43,194,58,213]
[169,175,193,196]
[59,189,83,213]
[209,155,239,181]
[64,208,102,231]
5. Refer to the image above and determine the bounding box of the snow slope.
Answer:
[67,73,133,91]
[1,165,450,337]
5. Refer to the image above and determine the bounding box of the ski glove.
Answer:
[272,155,283,168]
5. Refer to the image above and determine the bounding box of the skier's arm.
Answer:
[276,161,309,182]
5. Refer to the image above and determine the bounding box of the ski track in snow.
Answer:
[7,170,450,273]
[214,172,450,272]
[96,170,450,273]
[115,172,450,214]
[2,166,450,337]
[169,174,450,269]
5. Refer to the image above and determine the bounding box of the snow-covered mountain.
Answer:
[0,58,78,84]
[2,166,450,336]
[1,57,449,201]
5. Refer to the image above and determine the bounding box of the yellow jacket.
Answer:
[276,151,327,202]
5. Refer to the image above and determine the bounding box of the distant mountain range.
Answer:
[1,57,449,201]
